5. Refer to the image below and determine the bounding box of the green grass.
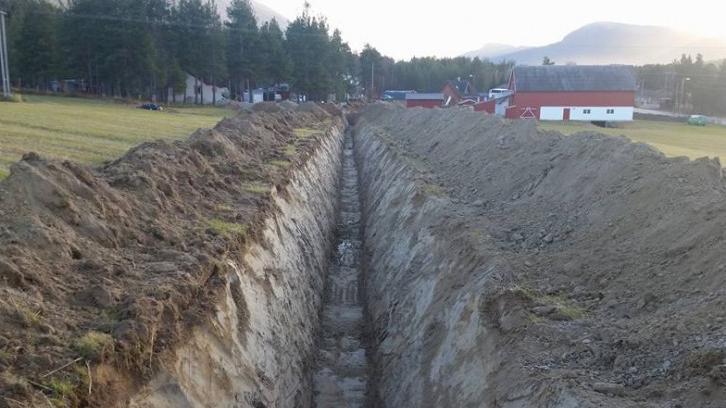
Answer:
[47,378,75,398]
[515,285,587,321]
[206,218,247,238]
[293,127,318,139]
[241,182,270,194]
[269,159,291,169]
[539,120,726,161]
[73,331,114,361]
[284,143,297,157]
[0,94,231,178]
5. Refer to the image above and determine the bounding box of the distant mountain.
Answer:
[464,22,726,65]
[216,0,290,27]
[462,43,529,59]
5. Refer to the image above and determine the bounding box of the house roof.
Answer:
[406,93,444,100]
[444,79,478,97]
[512,65,637,92]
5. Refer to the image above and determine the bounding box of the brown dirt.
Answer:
[358,103,726,407]
[0,106,343,407]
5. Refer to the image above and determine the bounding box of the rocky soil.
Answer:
[0,102,343,407]
[356,104,726,407]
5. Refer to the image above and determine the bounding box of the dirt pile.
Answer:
[0,107,344,407]
[356,104,726,407]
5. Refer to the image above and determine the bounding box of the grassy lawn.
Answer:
[0,94,232,178]
[539,120,726,162]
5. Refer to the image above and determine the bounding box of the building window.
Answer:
[606,109,615,114]
[583,109,591,114]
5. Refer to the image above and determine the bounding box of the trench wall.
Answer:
[353,122,503,407]
[129,125,344,407]
[354,118,583,407]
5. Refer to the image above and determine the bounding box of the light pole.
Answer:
[0,10,10,98]
[674,76,690,115]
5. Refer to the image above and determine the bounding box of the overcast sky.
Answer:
[260,0,726,60]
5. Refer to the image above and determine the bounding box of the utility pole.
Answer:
[370,62,374,100]
[674,76,690,115]
[0,10,10,98]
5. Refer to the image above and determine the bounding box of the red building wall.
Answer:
[406,99,442,109]
[474,100,496,114]
[506,91,635,119]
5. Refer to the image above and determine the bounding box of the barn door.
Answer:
[563,108,571,121]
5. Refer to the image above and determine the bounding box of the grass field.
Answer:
[539,120,726,162]
[0,95,231,178]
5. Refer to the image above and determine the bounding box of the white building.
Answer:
[168,74,229,105]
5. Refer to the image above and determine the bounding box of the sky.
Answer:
[259,0,726,60]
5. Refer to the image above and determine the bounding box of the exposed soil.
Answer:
[4,99,726,407]
[357,103,726,407]
[0,102,343,407]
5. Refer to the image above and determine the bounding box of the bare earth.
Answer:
[357,104,726,407]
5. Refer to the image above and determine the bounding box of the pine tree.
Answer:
[257,18,291,86]
[15,1,59,89]
[225,0,258,100]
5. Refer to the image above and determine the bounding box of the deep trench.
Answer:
[120,108,717,408]
[312,129,371,407]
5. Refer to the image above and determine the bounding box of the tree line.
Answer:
[0,0,512,103]
[358,46,512,95]
[637,54,726,116]
[1,0,356,102]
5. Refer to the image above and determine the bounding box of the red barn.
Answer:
[506,65,636,121]
[406,93,444,109]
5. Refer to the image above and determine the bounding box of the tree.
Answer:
[171,0,224,103]
[328,29,355,100]
[225,0,257,100]
[286,2,335,101]
[14,0,60,89]
[542,56,555,65]
[257,18,291,86]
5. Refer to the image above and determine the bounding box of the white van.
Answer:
[488,88,510,99]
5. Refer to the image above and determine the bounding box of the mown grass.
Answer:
[539,119,726,162]
[0,94,231,178]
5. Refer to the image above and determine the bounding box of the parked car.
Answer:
[688,114,708,126]
[138,103,163,111]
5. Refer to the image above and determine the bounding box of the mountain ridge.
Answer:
[464,22,726,65]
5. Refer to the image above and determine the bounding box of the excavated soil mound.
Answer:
[0,108,343,407]
[358,104,726,407]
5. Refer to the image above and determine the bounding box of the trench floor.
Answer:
[312,132,369,407]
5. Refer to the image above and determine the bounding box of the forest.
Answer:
[0,0,512,103]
